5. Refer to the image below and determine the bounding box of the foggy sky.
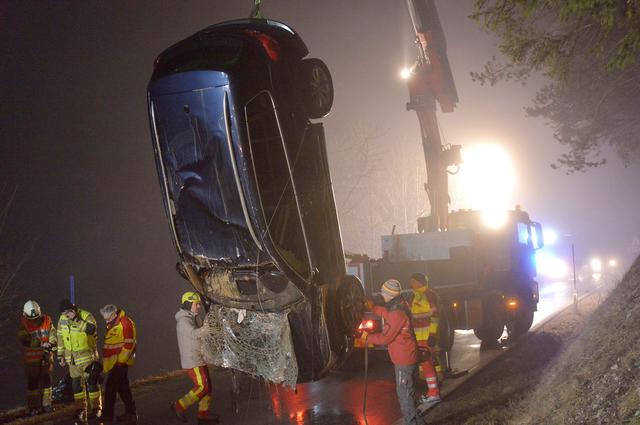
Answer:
[1,0,639,409]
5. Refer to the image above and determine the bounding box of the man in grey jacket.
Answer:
[170,292,218,424]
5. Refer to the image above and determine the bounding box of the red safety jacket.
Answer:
[368,299,417,366]
[102,310,136,373]
[18,315,56,365]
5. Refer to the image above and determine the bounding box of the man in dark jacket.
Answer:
[361,279,420,425]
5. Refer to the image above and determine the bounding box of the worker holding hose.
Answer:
[361,279,420,425]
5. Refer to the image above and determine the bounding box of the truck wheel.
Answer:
[473,321,504,342]
[300,58,333,119]
[473,298,504,342]
[508,303,535,339]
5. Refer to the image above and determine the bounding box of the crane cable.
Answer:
[250,0,263,19]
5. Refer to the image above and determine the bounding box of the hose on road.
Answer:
[362,335,370,425]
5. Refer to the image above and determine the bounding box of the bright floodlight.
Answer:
[400,67,412,80]
[608,259,618,267]
[456,143,516,213]
[481,209,508,229]
[590,258,602,272]
[543,229,558,245]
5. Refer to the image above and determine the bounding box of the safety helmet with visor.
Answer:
[23,300,42,319]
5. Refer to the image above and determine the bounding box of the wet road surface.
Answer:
[33,279,575,425]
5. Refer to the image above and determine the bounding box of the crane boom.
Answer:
[405,0,461,232]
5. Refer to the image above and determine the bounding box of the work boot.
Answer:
[74,410,88,423]
[116,412,138,424]
[197,414,220,424]
[170,402,187,423]
[88,408,102,419]
[419,394,441,404]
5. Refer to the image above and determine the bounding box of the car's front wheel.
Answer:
[300,58,333,119]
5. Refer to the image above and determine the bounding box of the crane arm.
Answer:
[405,0,461,232]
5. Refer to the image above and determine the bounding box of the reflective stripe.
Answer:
[193,368,206,397]
[103,344,122,349]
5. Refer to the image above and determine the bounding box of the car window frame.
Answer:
[244,89,313,282]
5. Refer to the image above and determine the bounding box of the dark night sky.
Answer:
[1,0,639,409]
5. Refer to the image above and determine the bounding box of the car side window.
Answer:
[245,92,311,279]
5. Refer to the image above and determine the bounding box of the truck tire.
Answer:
[473,297,504,342]
[300,58,333,119]
[507,303,535,339]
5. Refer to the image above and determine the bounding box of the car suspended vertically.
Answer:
[147,19,363,386]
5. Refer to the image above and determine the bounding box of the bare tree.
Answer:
[329,125,427,257]
[0,187,31,361]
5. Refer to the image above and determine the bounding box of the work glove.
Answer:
[85,361,103,383]
[41,342,52,350]
[84,322,97,336]
[58,357,66,367]
[363,297,375,311]
[197,319,214,338]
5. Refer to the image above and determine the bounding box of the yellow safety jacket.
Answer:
[411,287,433,342]
[103,310,136,373]
[57,308,99,365]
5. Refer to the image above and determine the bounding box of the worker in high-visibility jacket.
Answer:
[410,272,441,404]
[57,299,102,422]
[171,291,219,425]
[18,300,57,416]
[99,304,137,424]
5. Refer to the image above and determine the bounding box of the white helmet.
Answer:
[23,300,42,319]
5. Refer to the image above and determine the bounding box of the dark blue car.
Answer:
[147,19,363,385]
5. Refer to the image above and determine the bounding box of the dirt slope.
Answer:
[514,256,640,425]
[424,255,640,425]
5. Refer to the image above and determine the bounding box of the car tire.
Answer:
[300,58,333,119]
[337,274,365,335]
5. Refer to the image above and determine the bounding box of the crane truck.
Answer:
[350,0,545,356]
